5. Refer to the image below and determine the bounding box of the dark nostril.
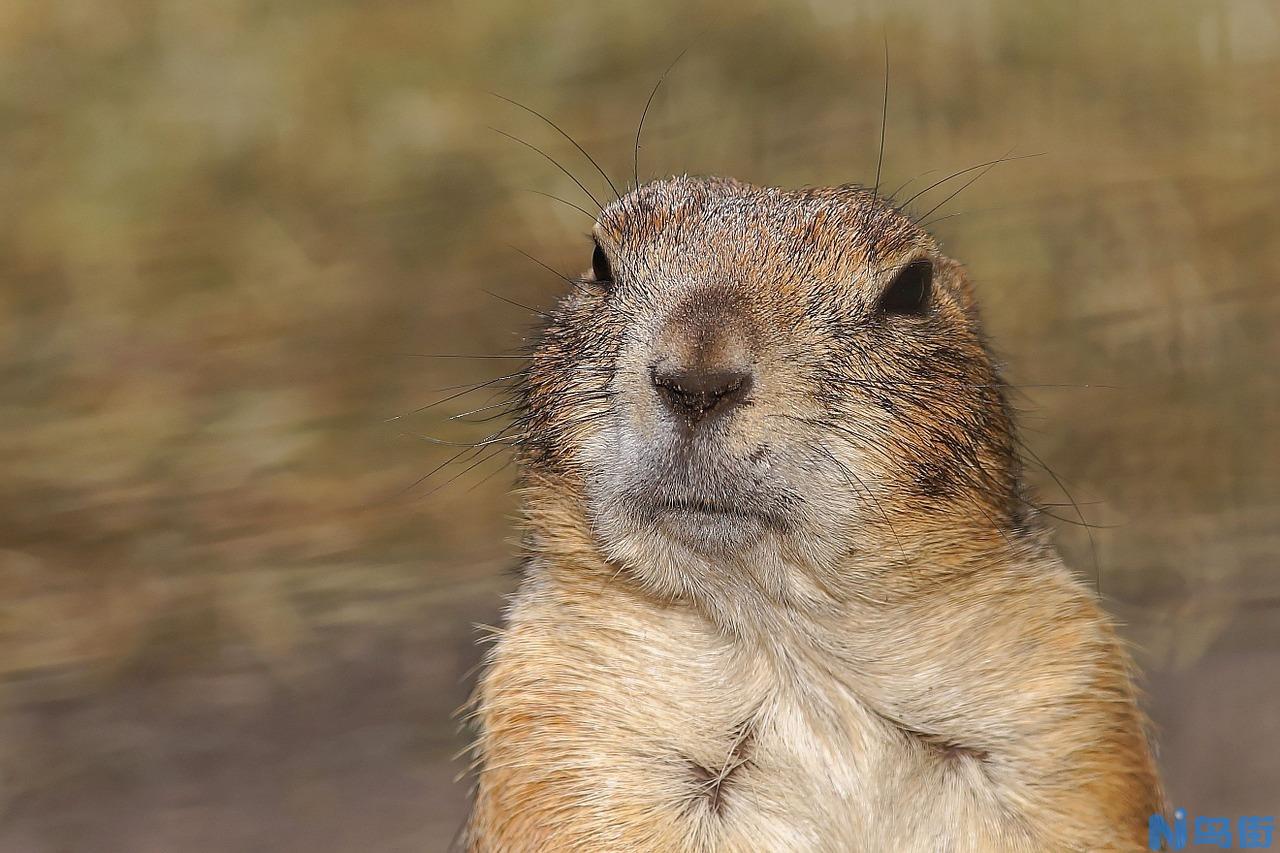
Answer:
[651,366,754,425]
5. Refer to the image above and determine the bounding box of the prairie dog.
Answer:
[463,176,1164,851]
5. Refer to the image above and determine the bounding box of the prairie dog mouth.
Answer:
[632,484,796,532]
[656,496,742,516]
[609,436,800,533]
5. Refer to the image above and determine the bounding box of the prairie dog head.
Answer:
[517,176,1024,620]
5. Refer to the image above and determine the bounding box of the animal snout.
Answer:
[648,287,758,428]
[651,365,753,424]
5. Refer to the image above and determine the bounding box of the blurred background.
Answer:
[1,0,1277,850]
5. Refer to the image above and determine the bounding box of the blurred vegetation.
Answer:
[0,0,1277,849]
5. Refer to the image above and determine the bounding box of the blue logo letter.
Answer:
[1150,809,1188,851]
[1239,816,1275,849]
[1194,816,1233,848]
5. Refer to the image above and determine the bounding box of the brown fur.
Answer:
[463,177,1164,851]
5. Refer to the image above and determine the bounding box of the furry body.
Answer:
[464,177,1164,851]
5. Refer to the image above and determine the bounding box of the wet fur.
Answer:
[464,177,1164,851]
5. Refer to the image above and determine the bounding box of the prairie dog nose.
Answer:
[651,365,753,424]
[649,288,756,426]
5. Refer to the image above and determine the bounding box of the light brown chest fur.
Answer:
[467,548,1162,852]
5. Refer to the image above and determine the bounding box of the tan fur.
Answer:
[463,177,1164,851]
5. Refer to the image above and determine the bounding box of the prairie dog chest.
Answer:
[665,666,882,853]
[479,582,1029,852]
[563,613,1008,852]
[677,685,1007,853]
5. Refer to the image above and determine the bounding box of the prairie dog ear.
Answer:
[935,255,980,322]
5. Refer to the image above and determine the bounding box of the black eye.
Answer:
[876,259,932,317]
[591,242,613,285]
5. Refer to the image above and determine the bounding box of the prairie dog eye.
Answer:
[877,259,933,317]
[591,242,614,285]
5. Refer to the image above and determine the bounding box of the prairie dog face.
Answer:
[518,176,1021,614]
